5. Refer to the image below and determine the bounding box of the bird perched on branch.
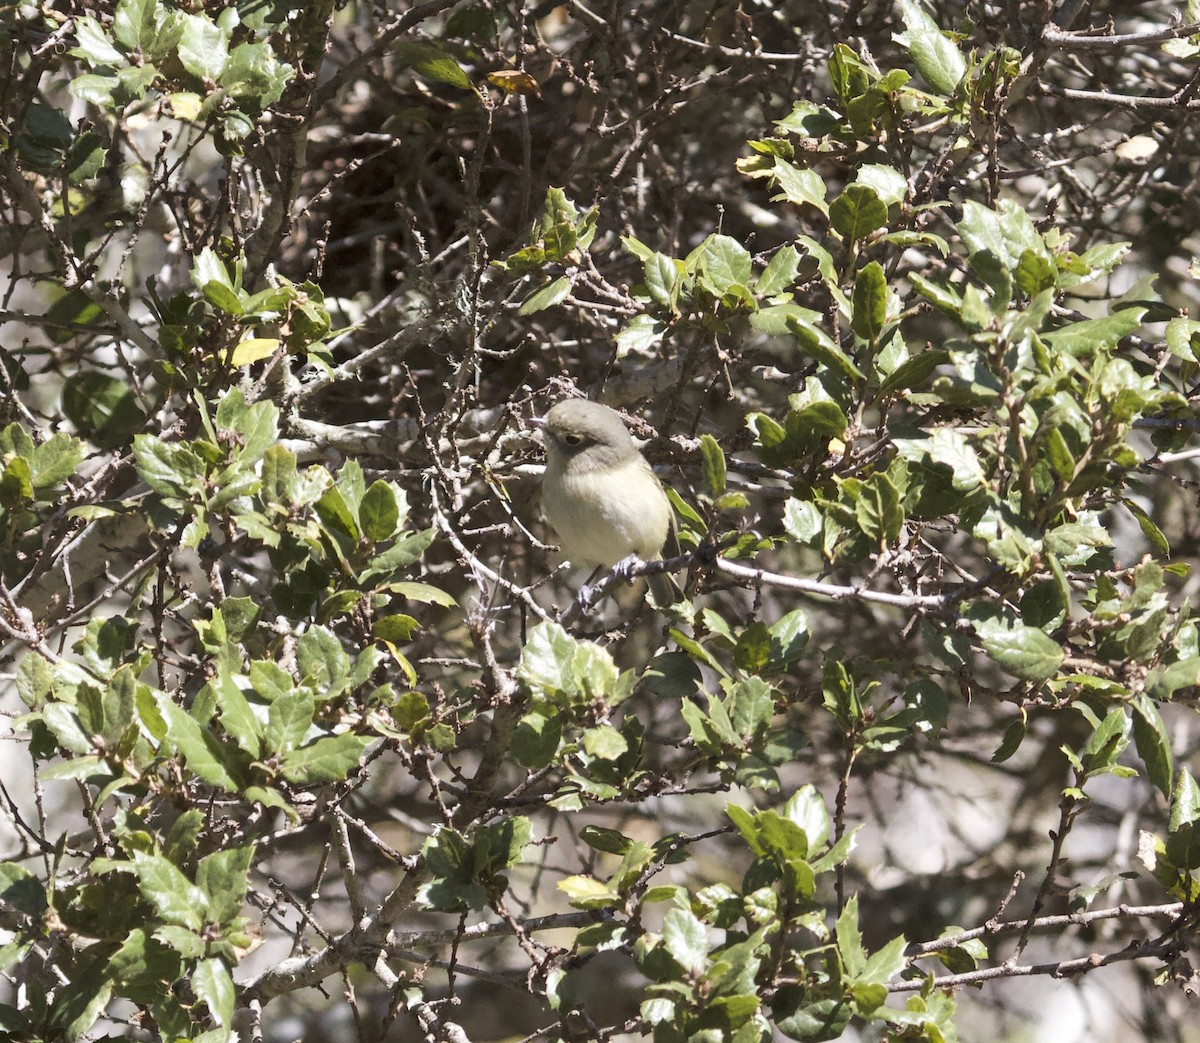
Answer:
[534,399,677,602]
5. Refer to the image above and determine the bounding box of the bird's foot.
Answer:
[576,566,605,609]
[612,553,643,584]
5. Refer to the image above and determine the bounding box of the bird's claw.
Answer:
[612,553,642,583]
[577,582,599,609]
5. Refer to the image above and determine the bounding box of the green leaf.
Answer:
[212,669,262,757]
[1165,821,1200,872]
[878,349,949,394]
[829,185,887,244]
[580,826,634,856]
[823,659,863,730]
[750,302,825,337]
[193,957,235,1027]
[853,473,903,547]
[1041,308,1145,357]
[582,724,628,761]
[393,41,477,92]
[783,498,822,544]
[972,614,1064,681]
[1171,769,1200,831]
[0,455,32,506]
[770,609,809,665]
[771,161,829,214]
[73,16,127,66]
[296,625,351,690]
[836,894,866,975]
[519,622,624,703]
[113,0,158,52]
[958,200,1044,272]
[115,62,160,102]
[196,846,252,925]
[476,816,533,871]
[854,164,908,206]
[264,688,316,753]
[153,692,241,790]
[1124,498,1170,556]
[315,485,360,542]
[773,985,852,1042]
[45,942,115,1041]
[757,245,802,296]
[360,480,400,541]
[384,581,457,607]
[279,733,371,783]
[1147,658,1200,701]
[615,313,667,356]
[220,597,261,642]
[63,371,147,450]
[896,0,967,94]
[44,289,106,345]
[191,246,236,289]
[700,434,727,497]
[131,852,206,930]
[1166,316,1200,360]
[695,234,754,298]
[1132,695,1174,798]
[681,698,723,752]
[391,691,429,734]
[512,711,562,768]
[519,276,572,315]
[662,907,709,973]
[65,130,107,183]
[894,428,986,491]
[1042,427,1076,482]
[860,933,908,994]
[360,529,434,582]
[1015,249,1057,296]
[734,623,772,674]
[0,864,48,916]
[178,13,229,81]
[557,875,620,909]
[71,72,119,106]
[220,41,294,107]
[851,261,887,343]
[374,614,420,644]
[786,316,865,381]
[639,251,681,309]
[229,398,279,464]
[784,785,831,849]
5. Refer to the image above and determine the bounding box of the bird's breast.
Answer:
[543,463,669,568]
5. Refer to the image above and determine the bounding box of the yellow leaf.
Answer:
[487,70,540,96]
[378,640,418,685]
[229,338,280,366]
[168,92,203,120]
[557,875,618,902]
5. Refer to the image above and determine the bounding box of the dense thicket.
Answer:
[4,2,1200,1041]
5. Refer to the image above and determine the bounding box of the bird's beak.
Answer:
[528,416,547,430]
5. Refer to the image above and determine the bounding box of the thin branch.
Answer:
[907,902,1183,956]
[890,936,1183,993]
[1042,21,1200,50]
[391,911,596,950]
[1041,84,1200,110]
[711,556,955,609]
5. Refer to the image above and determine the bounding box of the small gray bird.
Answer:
[536,399,673,572]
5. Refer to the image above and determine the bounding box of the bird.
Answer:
[535,399,676,597]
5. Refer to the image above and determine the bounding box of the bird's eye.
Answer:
[563,433,584,446]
